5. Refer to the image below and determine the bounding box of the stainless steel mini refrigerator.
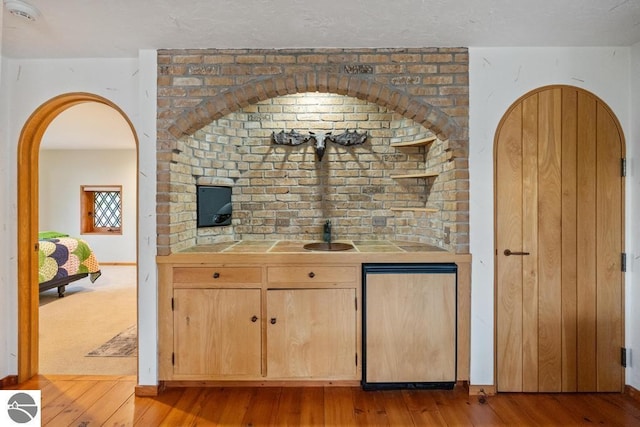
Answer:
[362,263,457,390]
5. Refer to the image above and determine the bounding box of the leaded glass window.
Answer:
[81,185,123,234]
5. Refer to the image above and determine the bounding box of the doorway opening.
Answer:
[17,93,139,382]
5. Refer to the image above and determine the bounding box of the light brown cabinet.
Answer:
[159,262,360,383]
[173,288,261,377]
[265,264,359,380]
[266,288,357,379]
[157,252,470,386]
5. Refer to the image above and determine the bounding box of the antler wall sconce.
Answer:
[271,129,368,161]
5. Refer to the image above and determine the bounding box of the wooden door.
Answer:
[495,86,624,392]
[173,288,261,376]
[267,288,357,379]
[365,272,456,383]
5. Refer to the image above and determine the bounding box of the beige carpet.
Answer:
[39,265,137,375]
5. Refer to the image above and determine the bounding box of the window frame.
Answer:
[80,185,123,235]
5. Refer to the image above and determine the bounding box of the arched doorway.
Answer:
[17,92,139,382]
[494,85,625,392]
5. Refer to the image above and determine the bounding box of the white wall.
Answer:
[0,54,158,382]
[469,47,634,386]
[136,50,158,385]
[628,42,640,388]
[0,5,7,380]
[39,149,137,263]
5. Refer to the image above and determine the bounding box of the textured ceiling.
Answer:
[17,0,640,149]
[3,0,640,59]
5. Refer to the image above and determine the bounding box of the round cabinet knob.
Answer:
[213,272,220,278]
[251,315,258,323]
[308,272,315,278]
[270,318,277,325]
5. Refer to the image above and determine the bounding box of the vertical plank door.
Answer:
[495,86,624,392]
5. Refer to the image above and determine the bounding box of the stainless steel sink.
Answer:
[303,242,354,251]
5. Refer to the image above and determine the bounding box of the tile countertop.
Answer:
[179,240,446,254]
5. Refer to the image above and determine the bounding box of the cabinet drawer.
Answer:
[267,266,356,284]
[173,267,262,284]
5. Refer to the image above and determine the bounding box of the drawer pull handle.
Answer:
[251,315,258,323]
[308,272,315,278]
[213,272,220,278]
[270,318,277,325]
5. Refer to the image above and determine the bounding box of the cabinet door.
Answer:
[365,272,456,383]
[174,288,261,377]
[267,288,357,379]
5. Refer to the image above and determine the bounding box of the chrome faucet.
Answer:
[323,220,332,243]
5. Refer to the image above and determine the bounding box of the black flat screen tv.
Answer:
[197,185,232,227]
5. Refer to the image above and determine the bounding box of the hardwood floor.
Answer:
[5,375,640,426]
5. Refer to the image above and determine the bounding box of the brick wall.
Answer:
[157,48,469,255]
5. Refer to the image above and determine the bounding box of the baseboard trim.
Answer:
[135,384,160,397]
[468,384,496,396]
[625,384,640,403]
[163,380,360,388]
[0,375,18,389]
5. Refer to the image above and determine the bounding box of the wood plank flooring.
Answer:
[5,375,640,426]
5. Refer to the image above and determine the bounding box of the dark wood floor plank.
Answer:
[71,380,136,426]
[265,386,325,426]
[352,388,390,426]
[10,376,75,406]
[299,387,325,426]
[46,379,118,426]
[40,380,97,425]
[600,392,640,419]
[324,387,357,426]
[553,393,625,425]
[158,386,203,426]
[441,387,506,427]
[431,390,477,426]
[528,393,593,426]
[214,387,254,425]
[485,393,541,425]
[189,387,231,426]
[402,389,447,425]
[103,392,137,427]
[503,394,576,426]
[271,387,303,426]
[241,387,282,427]
[9,375,640,426]
[132,387,185,426]
[378,391,415,427]
[581,394,640,426]
[460,400,507,427]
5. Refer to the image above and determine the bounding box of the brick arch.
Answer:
[166,72,462,141]
[157,48,471,256]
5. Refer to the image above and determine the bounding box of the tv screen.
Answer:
[197,185,232,227]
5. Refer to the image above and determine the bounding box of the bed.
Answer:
[38,232,102,297]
